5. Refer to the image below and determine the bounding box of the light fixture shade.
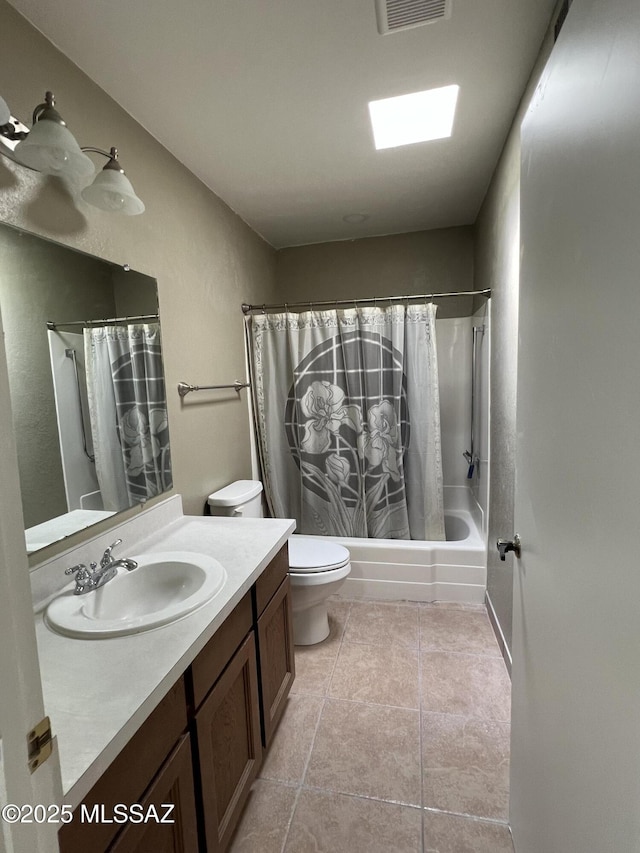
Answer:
[81,168,145,215]
[13,118,94,178]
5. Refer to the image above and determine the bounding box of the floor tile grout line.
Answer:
[277,695,327,852]
[420,707,512,725]
[290,780,509,827]
[340,637,503,659]
[340,638,421,651]
[251,599,512,851]
[254,777,300,791]
[296,782,423,810]
[290,689,425,714]
[319,693,421,713]
[336,596,486,610]
[423,805,510,826]
[279,601,353,853]
[336,597,421,608]
[419,647,506,660]
[261,776,510,831]
[288,779,509,827]
[326,599,352,688]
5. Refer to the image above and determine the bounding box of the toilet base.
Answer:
[292,602,330,645]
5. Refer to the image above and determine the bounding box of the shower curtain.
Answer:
[84,323,172,510]
[248,304,445,540]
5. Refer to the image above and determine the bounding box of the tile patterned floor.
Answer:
[229,599,513,853]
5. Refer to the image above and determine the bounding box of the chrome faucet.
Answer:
[100,538,138,572]
[65,539,138,595]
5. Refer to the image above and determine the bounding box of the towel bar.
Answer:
[177,380,250,397]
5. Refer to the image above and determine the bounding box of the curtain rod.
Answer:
[241,289,491,314]
[46,313,159,331]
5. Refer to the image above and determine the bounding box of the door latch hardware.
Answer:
[27,716,53,773]
[496,533,521,561]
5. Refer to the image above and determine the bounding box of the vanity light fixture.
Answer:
[0,91,145,215]
[80,147,145,215]
[11,91,94,178]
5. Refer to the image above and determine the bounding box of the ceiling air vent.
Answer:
[375,0,451,35]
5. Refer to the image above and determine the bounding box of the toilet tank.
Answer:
[207,480,264,517]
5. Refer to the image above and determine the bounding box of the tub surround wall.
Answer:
[436,316,476,491]
[470,301,490,528]
[0,0,278,535]
[436,317,472,488]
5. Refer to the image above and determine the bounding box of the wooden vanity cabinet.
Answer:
[57,545,294,853]
[254,546,295,748]
[188,546,294,851]
[193,631,262,852]
[189,592,262,853]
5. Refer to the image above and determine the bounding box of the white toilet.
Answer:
[207,480,351,645]
[286,536,351,645]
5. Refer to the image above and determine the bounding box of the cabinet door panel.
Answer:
[108,734,198,853]
[195,632,262,852]
[257,576,295,747]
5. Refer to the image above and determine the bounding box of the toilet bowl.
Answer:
[288,536,351,646]
[207,481,351,646]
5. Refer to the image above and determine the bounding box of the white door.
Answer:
[0,316,62,850]
[509,1,640,851]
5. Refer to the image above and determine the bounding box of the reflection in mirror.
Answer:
[0,223,172,555]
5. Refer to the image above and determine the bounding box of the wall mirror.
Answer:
[0,222,172,555]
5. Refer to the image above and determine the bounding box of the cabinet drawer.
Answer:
[59,677,187,853]
[253,545,289,617]
[190,592,252,709]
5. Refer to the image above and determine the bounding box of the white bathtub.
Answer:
[303,489,487,604]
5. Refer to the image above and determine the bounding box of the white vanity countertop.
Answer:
[34,512,295,808]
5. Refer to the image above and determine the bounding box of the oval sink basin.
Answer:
[45,551,227,639]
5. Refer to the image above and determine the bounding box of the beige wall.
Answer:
[474,17,557,658]
[276,227,474,319]
[0,0,277,540]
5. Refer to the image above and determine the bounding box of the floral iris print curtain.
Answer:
[249,304,445,540]
[84,324,172,510]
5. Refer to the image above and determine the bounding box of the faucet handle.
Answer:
[65,563,89,578]
[65,563,94,594]
[101,539,123,567]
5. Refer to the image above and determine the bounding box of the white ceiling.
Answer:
[8,0,556,248]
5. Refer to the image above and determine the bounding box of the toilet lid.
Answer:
[288,537,350,573]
